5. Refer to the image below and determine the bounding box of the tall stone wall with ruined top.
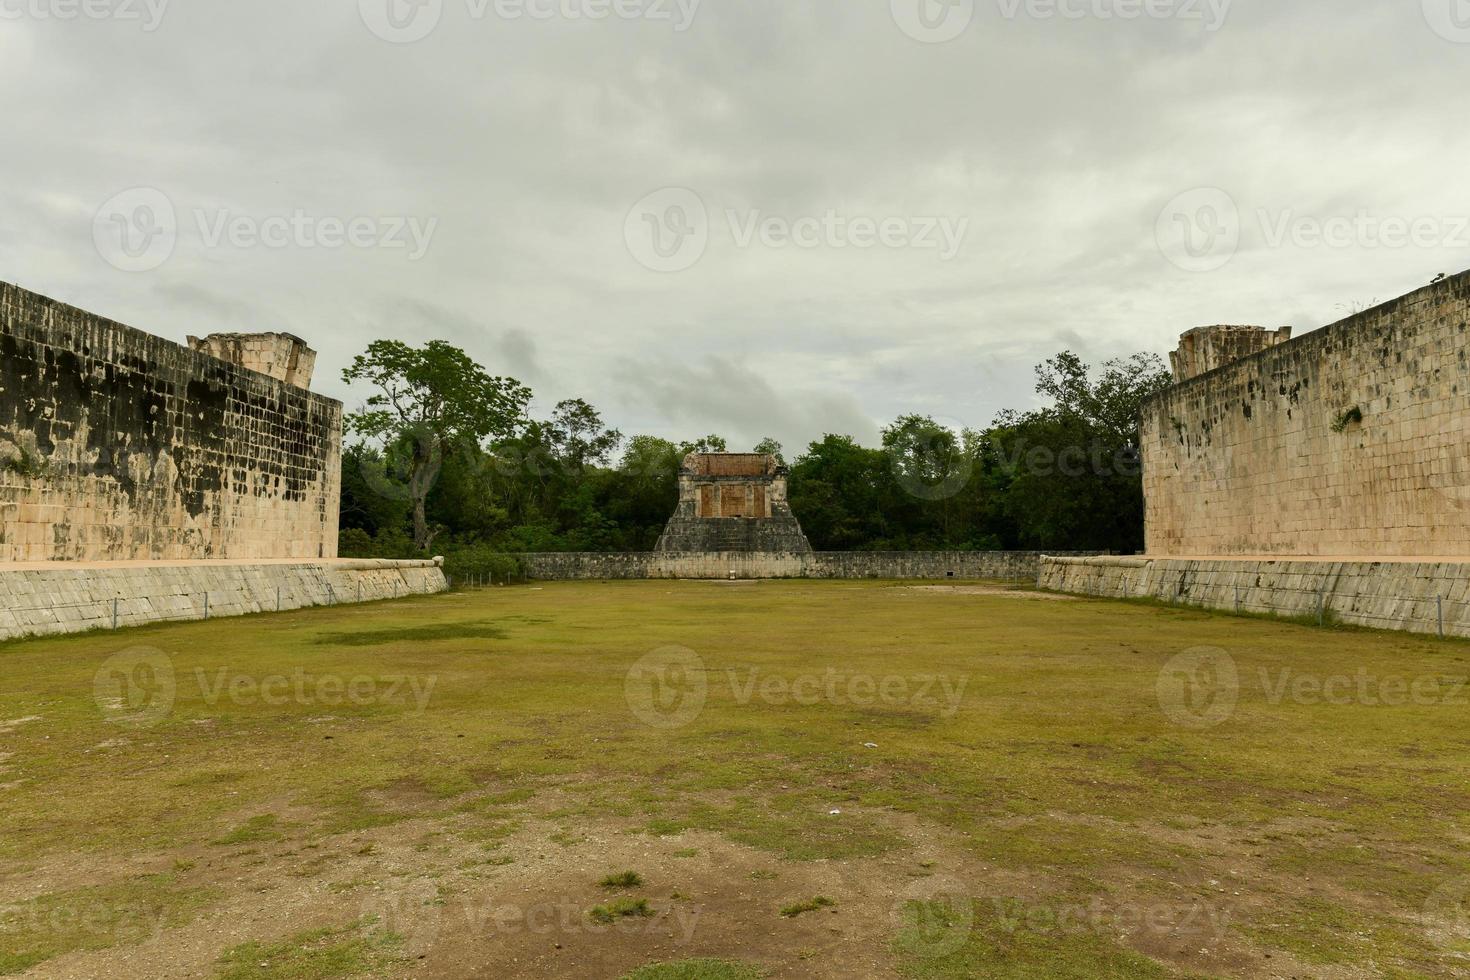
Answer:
[0,281,341,562]
[1142,270,1470,557]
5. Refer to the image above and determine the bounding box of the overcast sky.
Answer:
[4,0,1469,454]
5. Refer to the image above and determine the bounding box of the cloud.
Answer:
[3,0,1468,453]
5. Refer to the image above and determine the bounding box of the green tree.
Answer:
[343,340,531,552]
[679,435,728,455]
[753,437,785,465]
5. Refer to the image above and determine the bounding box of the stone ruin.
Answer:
[187,332,318,389]
[1169,325,1293,383]
[655,453,813,554]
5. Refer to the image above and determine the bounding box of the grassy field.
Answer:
[1,580,1469,978]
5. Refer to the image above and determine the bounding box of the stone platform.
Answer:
[1040,555,1470,638]
[0,558,448,642]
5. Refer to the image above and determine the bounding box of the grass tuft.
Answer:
[779,896,836,918]
[589,897,654,924]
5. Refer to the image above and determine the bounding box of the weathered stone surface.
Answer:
[521,551,1095,580]
[186,332,317,389]
[1169,325,1293,382]
[0,282,341,562]
[1040,554,1470,639]
[0,558,448,641]
[1143,269,1470,557]
[655,453,813,554]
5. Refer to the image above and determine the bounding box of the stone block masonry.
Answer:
[1040,555,1470,639]
[0,558,448,642]
[656,453,813,554]
[520,551,1095,581]
[0,281,341,562]
[1143,269,1470,557]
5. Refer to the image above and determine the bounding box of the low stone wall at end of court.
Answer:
[0,558,448,642]
[519,551,1097,581]
[1039,555,1470,638]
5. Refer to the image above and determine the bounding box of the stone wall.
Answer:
[0,558,448,642]
[1170,325,1293,383]
[186,332,317,389]
[1040,555,1470,639]
[0,282,342,562]
[1143,269,1470,557]
[520,551,1087,581]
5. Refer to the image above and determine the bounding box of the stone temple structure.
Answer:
[655,453,813,553]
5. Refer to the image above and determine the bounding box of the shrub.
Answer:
[442,544,526,584]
